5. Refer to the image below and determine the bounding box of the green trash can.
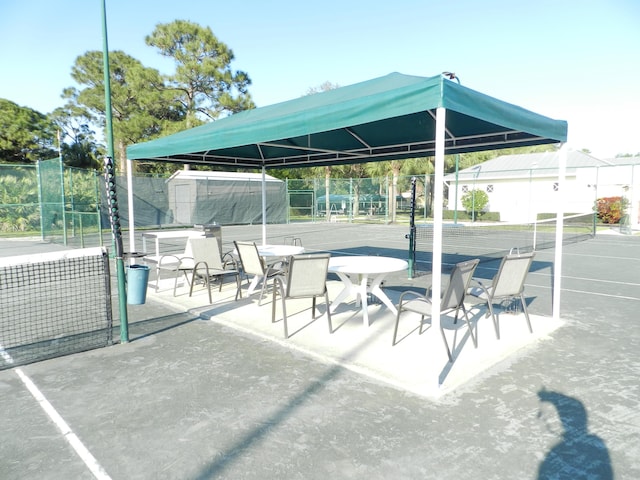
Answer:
[127,264,150,305]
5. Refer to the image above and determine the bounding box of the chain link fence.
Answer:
[1,159,103,247]
[1,161,638,246]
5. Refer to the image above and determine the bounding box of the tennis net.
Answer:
[411,212,596,273]
[0,247,113,370]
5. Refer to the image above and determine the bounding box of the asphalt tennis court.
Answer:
[1,224,638,479]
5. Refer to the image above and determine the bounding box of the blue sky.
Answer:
[1,0,639,158]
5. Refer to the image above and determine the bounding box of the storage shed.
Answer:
[166,170,287,225]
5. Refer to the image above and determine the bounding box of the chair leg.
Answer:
[325,291,333,334]
[271,282,278,323]
[282,296,289,339]
[461,304,478,348]
[173,270,180,297]
[311,296,317,320]
[271,278,283,311]
[520,293,533,333]
[487,301,500,339]
[280,289,289,339]
[271,283,277,322]
[205,273,212,304]
[440,325,453,362]
[270,279,289,339]
[392,309,402,346]
[258,276,269,306]
[234,272,242,301]
[190,268,212,303]
[175,269,192,297]
[418,314,426,334]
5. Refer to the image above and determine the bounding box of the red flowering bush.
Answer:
[596,196,629,224]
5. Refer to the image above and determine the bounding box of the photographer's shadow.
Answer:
[537,389,613,479]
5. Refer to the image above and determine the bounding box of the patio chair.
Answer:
[271,253,332,339]
[284,236,303,247]
[392,258,480,362]
[233,240,285,305]
[188,237,242,303]
[154,240,195,295]
[467,251,535,339]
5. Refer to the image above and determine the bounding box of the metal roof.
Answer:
[446,150,611,181]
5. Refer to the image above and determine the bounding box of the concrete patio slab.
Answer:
[149,277,564,399]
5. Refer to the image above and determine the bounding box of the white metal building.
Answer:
[445,151,640,228]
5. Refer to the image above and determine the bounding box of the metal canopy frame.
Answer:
[126,73,569,375]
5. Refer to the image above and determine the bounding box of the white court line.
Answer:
[526,284,640,302]
[475,262,640,288]
[423,259,640,301]
[559,274,640,287]
[562,251,640,262]
[14,369,112,480]
[1,343,112,480]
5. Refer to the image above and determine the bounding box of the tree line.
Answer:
[1,20,252,174]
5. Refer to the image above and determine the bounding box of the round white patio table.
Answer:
[257,244,304,258]
[328,256,408,327]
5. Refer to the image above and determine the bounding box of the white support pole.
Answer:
[432,107,446,340]
[261,166,267,246]
[552,143,567,320]
[127,158,136,258]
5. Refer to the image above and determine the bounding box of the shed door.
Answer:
[174,184,191,223]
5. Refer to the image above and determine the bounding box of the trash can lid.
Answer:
[128,264,150,270]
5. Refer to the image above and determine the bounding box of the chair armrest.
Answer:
[221,252,239,270]
[159,254,193,269]
[157,254,182,266]
[193,260,228,277]
[272,275,287,297]
[467,278,490,298]
[143,255,161,265]
[398,289,431,306]
[265,261,286,276]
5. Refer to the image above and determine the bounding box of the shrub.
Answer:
[461,189,489,221]
[596,196,629,224]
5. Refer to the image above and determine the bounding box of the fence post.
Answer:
[94,170,104,246]
[408,176,417,278]
[36,161,45,241]
[385,176,389,224]
[58,157,68,245]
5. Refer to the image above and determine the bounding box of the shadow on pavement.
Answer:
[537,389,613,479]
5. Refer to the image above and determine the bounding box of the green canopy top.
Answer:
[127,72,568,169]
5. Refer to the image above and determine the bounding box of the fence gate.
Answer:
[288,190,315,222]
